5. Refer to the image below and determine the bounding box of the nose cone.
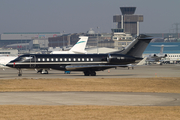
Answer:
[6,62,13,68]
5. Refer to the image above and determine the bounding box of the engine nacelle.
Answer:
[107,54,136,64]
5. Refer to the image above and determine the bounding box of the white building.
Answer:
[0,49,18,56]
[111,29,134,50]
[0,32,60,49]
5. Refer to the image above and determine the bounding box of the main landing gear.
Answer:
[83,71,96,76]
[18,68,22,76]
[37,69,49,74]
[128,66,134,69]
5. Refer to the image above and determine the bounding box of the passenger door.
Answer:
[29,55,36,68]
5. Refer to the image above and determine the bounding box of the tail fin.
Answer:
[159,45,164,55]
[151,44,178,55]
[112,34,153,58]
[69,36,88,54]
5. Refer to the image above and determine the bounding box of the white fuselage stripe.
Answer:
[8,61,108,65]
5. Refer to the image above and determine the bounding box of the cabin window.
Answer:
[38,58,41,61]
[91,58,93,61]
[87,58,89,61]
[51,58,54,61]
[82,58,84,61]
[78,58,80,61]
[73,58,76,61]
[60,58,62,61]
[64,58,67,61]
[47,58,49,61]
[69,58,71,61]
[56,58,58,61]
[42,58,45,61]
[121,57,125,59]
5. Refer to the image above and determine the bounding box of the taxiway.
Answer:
[0,64,179,79]
[0,64,179,106]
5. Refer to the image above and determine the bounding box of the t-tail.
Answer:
[111,34,153,58]
[159,45,164,55]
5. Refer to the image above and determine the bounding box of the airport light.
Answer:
[63,31,65,49]
[97,27,99,54]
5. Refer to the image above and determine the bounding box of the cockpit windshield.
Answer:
[16,56,33,61]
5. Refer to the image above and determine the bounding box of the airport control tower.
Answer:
[113,7,143,36]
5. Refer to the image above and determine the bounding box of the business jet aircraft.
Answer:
[50,36,88,54]
[6,34,153,76]
[145,45,178,65]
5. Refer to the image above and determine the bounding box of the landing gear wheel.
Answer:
[18,73,22,76]
[45,70,48,74]
[90,71,96,76]
[37,69,42,73]
[18,69,22,77]
[41,69,49,74]
[83,71,96,76]
[84,71,90,76]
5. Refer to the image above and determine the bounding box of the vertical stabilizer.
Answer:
[69,36,88,54]
[160,45,164,55]
[111,34,153,58]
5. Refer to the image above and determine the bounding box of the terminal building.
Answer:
[48,29,113,50]
[0,32,60,52]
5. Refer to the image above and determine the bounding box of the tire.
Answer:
[90,71,96,76]
[83,71,89,76]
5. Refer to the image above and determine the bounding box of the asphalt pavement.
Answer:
[0,64,180,106]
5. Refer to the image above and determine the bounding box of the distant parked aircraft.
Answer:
[161,53,180,64]
[145,45,178,65]
[50,36,88,54]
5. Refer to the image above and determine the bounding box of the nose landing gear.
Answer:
[18,68,22,76]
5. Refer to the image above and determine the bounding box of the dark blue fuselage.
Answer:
[6,54,140,71]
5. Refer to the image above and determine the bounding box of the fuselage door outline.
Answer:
[30,55,36,68]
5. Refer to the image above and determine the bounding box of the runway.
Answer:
[0,64,180,79]
[0,92,180,106]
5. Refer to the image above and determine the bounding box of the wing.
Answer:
[65,64,132,71]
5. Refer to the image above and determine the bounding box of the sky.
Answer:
[0,0,180,34]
